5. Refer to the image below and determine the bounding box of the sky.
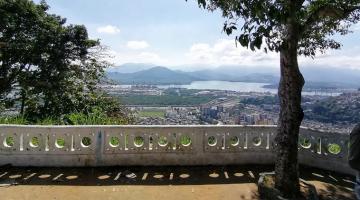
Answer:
[35,0,360,71]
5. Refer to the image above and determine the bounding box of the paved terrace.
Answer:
[0,125,357,199]
[0,165,356,200]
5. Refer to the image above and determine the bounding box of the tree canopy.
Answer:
[193,0,360,56]
[0,0,130,123]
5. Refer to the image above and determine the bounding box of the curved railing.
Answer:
[0,125,354,175]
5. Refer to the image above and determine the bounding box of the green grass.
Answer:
[0,112,130,125]
[65,111,129,125]
[138,110,165,118]
[0,116,29,124]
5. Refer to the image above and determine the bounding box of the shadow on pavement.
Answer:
[0,164,356,199]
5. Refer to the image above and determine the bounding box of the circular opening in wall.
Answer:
[158,136,168,147]
[134,136,144,147]
[328,143,341,155]
[299,137,311,149]
[252,137,262,146]
[180,135,192,147]
[4,136,14,148]
[81,137,92,148]
[230,136,239,146]
[30,137,39,148]
[110,137,120,147]
[55,138,65,149]
[207,136,217,146]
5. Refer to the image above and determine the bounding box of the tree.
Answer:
[190,0,360,197]
[22,22,108,119]
[0,0,47,100]
[0,0,111,120]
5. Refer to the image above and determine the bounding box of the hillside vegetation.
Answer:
[305,93,360,123]
[0,0,132,124]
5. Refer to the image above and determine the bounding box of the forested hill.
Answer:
[304,92,360,123]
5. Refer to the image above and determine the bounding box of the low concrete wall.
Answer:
[0,125,354,175]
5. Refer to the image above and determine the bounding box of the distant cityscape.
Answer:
[100,84,359,134]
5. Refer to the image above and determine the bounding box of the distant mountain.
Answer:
[107,63,156,73]
[105,63,360,88]
[207,65,360,87]
[107,66,200,85]
[183,70,237,81]
[187,70,278,83]
[300,66,360,86]
[107,66,279,85]
[205,65,280,77]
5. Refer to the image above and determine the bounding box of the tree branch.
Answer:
[302,4,360,32]
[0,42,6,48]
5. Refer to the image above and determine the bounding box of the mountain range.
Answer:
[106,63,360,88]
[107,66,199,85]
[106,65,279,85]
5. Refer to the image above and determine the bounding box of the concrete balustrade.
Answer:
[0,125,354,175]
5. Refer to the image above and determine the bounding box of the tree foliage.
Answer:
[0,0,129,122]
[191,0,360,55]
[305,93,360,123]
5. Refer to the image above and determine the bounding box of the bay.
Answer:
[117,81,342,96]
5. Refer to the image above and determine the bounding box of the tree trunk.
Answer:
[274,38,305,197]
[20,89,26,115]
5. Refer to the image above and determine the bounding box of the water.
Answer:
[114,81,342,96]
[158,81,275,93]
[158,81,341,96]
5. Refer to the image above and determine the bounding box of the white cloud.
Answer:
[96,25,121,35]
[300,50,360,70]
[107,50,167,66]
[137,52,161,61]
[186,39,278,67]
[185,39,360,70]
[127,41,150,50]
[103,38,360,71]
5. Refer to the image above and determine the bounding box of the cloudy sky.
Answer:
[37,0,360,71]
